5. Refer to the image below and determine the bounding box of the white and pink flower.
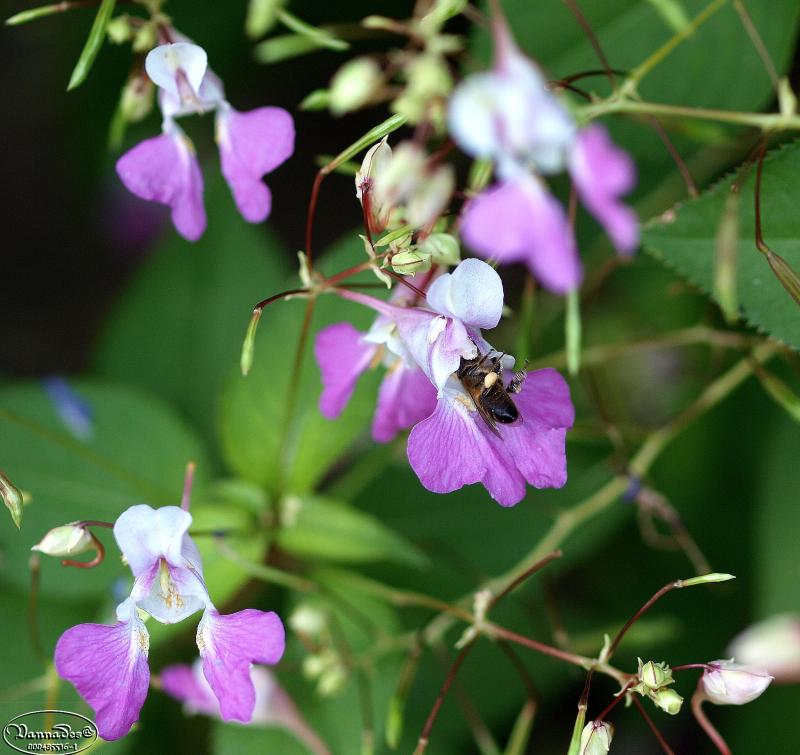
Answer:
[116,41,294,241]
[447,12,637,294]
[315,259,574,506]
[55,504,285,740]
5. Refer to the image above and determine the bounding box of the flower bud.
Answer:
[132,24,158,54]
[289,603,327,638]
[0,471,24,530]
[106,16,133,44]
[579,720,614,754]
[356,137,393,232]
[373,141,427,210]
[419,233,460,266]
[31,524,93,558]
[329,57,383,116]
[391,249,432,276]
[649,687,683,715]
[120,75,155,124]
[638,659,674,691]
[406,164,454,229]
[727,614,800,683]
[701,660,773,705]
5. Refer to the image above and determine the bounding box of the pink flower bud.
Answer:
[701,660,773,705]
[727,615,800,683]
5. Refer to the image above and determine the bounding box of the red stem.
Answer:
[632,696,676,755]
[606,581,680,659]
[692,690,731,755]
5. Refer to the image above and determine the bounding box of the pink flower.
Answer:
[116,41,294,241]
[161,661,329,755]
[447,13,638,292]
[55,504,285,740]
[726,614,800,683]
[318,259,574,505]
[700,660,773,705]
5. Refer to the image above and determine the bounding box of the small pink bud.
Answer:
[701,660,773,705]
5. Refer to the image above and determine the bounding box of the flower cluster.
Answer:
[448,13,638,293]
[117,40,294,241]
[54,504,285,740]
[316,258,575,506]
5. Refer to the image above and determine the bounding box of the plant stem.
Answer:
[632,696,676,755]
[692,689,731,755]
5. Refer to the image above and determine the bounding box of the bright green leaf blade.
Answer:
[66,0,116,91]
[277,495,428,568]
[93,177,290,456]
[642,142,800,350]
[218,235,380,495]
[0,380,208,597]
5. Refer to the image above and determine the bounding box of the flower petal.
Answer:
[372,364,438,443]
[116,129,206,241]
[160,663,219,716]
[114,504,192,577]
[217,106,295,223]
[54,611,150,740]
[145,43,208,100]
[499,368,574,489]
[426,258,504,330]
[461,178,581,294]
[197,609,285,722]
[407,391,526,505]
[315,323,377,419]
[570,125,639,255]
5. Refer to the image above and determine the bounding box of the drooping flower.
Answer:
[161,661,329,755]
[726,614,800,683]
[116,41,294,241]
[447,11,638,293]
[700,660,773,705]
[54,504,285,740]
[320,259,574,505]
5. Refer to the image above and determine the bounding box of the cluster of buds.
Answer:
[317,0,465,124]
[631,659,683,715]
[289,603,349,697]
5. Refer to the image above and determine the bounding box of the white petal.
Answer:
[146,43,208,100]
[114,504,192,577]
[426,258,504,330]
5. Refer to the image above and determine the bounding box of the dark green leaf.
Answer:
[93,178,290,457]
[642,142,800,350]
[67,0,116,90]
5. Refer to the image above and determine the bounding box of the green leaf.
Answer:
[0,380,208,597]
[218,235,381,495]
[93,177,290,456]
[642,142,800,350]
[67,0,116,90]
[277,495,428,568]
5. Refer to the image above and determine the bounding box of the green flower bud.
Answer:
[0,471,24,530]
[31,524,92,558]
[391,249,432,275]
[120,75,155,123]
[649,687,683,715]
[299,89,331,111]
[132,23,158,54]
[638,659,674,691]
[329,57,383,116]
[406,165,454,229]
[106,16,133,44]
[245,0,286,39]
[419,233,460,266]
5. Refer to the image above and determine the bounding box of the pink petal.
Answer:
[315,323,377,419]
[54,616,150,740]
[570,125,639,255]
[217,106,295,223]
[197,609,285,723]
[407,396,526,506]
[461,178,582,294]
[499,368,574,489]
[116,130,206,242]
[372,365,438,443]
[160,663,219,716]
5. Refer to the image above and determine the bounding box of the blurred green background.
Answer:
[1,1,799,753]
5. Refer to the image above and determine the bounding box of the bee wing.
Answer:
[475,401,501,437]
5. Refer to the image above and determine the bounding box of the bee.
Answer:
[457,349,527,436]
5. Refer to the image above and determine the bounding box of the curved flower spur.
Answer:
[116,40,295,241]
[316,258,575,506]
[53,488,285,740]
